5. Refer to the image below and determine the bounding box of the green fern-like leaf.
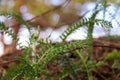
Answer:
[58,62,85,80]
[1,65,22,80]
[60,18,90,41]
[0,12,30,30]
[95,19,112,28]
[0,22,17,40]
[38,40,89,69]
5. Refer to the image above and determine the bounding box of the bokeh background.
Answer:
[0,0,120,56]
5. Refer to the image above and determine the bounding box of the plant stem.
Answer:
[76,50,92,80]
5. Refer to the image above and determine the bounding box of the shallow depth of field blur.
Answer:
[0,0,120,56]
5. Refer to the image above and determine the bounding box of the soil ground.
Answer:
[0,36,120,80]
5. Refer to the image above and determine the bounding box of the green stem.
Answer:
[87,21,94,60]
[76,50,92,80]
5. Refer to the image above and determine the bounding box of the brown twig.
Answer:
[10,0,71,28]
[93,40,120,50]
[0,59,18,66]
[28,0,71,22]
[93,44,120,49]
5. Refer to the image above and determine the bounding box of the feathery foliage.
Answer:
[0,12,30,27]
[0,0,116,80]
[0,22,17,40]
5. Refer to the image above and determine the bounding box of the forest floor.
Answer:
[0,36,120,80]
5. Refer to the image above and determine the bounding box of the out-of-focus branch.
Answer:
[11,0,71,29]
